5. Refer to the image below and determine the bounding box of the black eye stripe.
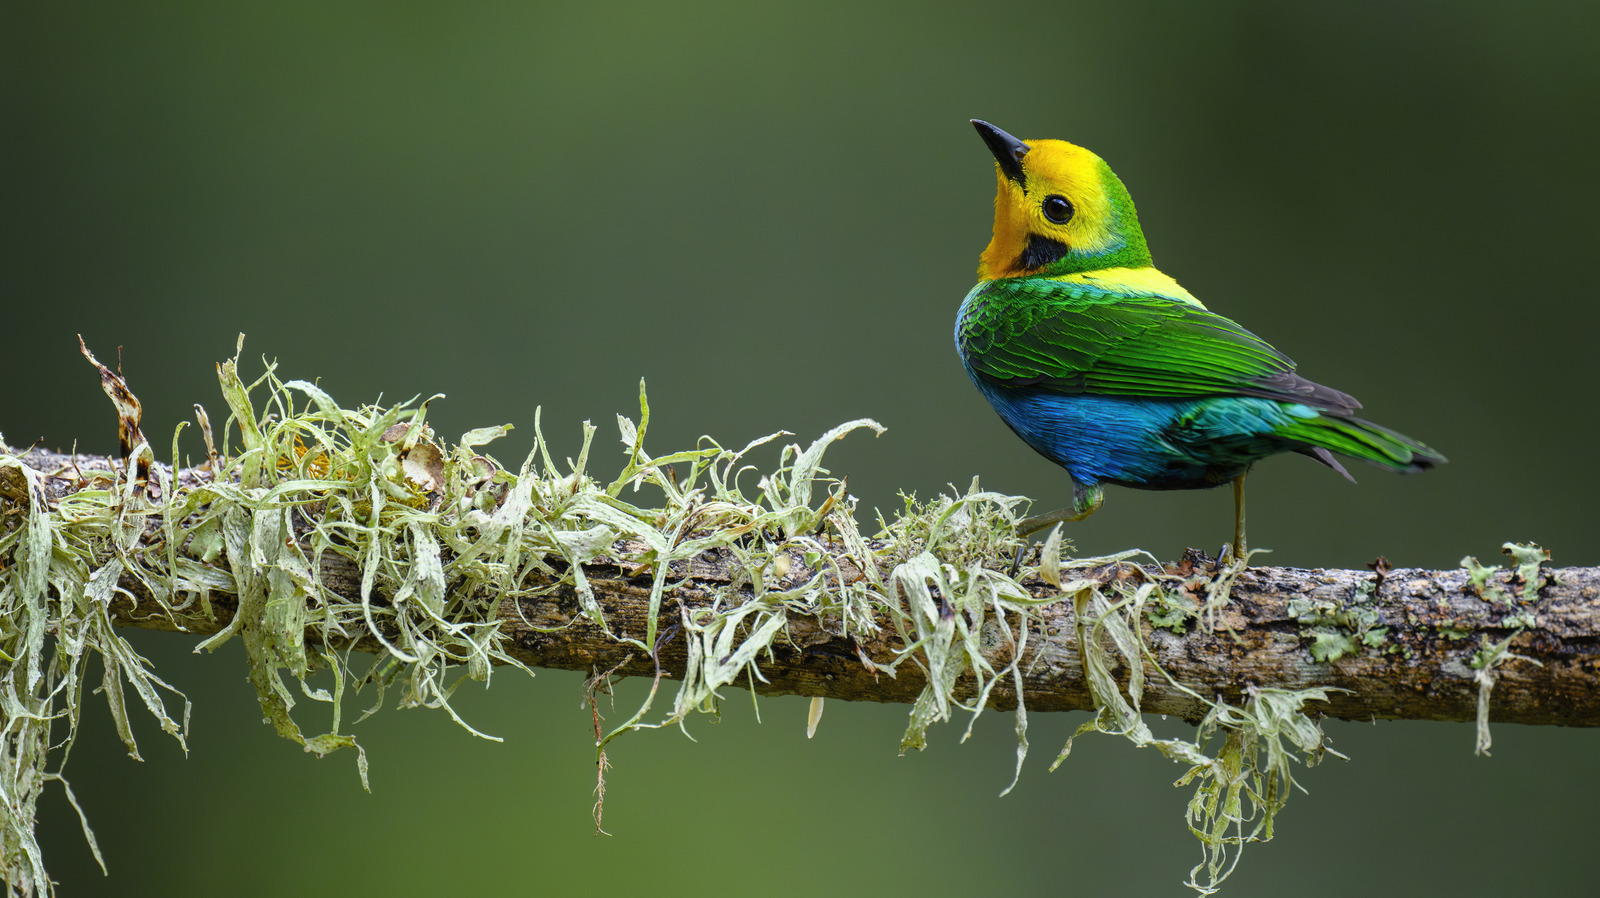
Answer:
[1042,194,1074,223]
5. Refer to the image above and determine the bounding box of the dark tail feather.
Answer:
[1305,446,1358,483]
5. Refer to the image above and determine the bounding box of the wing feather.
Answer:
[957,279,1361,413]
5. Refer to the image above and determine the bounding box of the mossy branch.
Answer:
[11,457,1590,728]
[1,341,1591,897]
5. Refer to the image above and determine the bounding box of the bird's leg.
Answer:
[1011,483,1104,575]
[1226,473,1248,563]
[1017,482,1105,538]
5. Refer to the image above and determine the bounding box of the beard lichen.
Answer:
[0,340,1344,897]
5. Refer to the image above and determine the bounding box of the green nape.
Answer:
[1034,160,1153,277]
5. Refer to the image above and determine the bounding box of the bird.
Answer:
[955,120,1444,559]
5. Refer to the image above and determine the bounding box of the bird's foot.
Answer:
[1010,484,1103,580]
[1216,541,1262,576]
[1014,484,1103,538]
[1011,486,1100,576]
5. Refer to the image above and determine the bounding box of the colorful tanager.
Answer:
[955,120,1444,556]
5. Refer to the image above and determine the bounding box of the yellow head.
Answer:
[972,120,1153,280]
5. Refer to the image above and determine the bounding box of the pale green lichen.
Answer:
[1145,584,1200,635]
[1501,542,1553,598]
[1460,541,1549,606]
[1460,555,1507,603]
[1039,542,1339,896]
[1,449,192,893]
[1468,633,1542,756]
[1,342,1358,896]
[1287,587,1388,663]
[1459,543,1549,755]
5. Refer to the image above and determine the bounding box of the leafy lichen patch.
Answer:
[1286,579,1389,663]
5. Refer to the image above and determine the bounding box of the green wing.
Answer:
[958,279,1361,413]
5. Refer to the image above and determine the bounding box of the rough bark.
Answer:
[8,447,1599,727]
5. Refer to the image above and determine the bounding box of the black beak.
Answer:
[971,120,1030,186]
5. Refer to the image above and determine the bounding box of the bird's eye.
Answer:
[1042,194,1074,223]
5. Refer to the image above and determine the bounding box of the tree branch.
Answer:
[9,446,1597,728]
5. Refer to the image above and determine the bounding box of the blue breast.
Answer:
[964,368,1320,491]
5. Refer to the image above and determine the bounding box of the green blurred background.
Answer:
[4,1,1597,894]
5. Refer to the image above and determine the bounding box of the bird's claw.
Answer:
[1216,542,1253,575]
[1008,541,1029,578]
